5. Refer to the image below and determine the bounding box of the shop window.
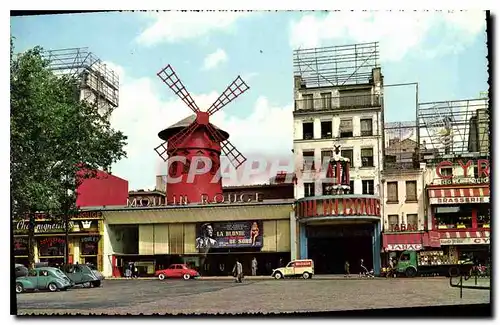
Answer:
[339,119,353,138]
[360,118,373,136]
[304,182,315,197]
[361,148,374,167]
[38,237,65,257]
[407,214,418,228]
[405,181,417,202]
[388,215,399,231]
[303,151,315,170]
[321,121,333,139]
[362,180,374,195]
[81,236,99,256]
[387,182,398,203]
[434,205,473,229]
[477,205,490,228]
[303,122,314,140]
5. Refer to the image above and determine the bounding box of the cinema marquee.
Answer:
[295,196,381,219]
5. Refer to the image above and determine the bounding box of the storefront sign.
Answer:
[440,237,490,245]
[387,244,422,251]
[389,224,418,232]
[127,193,261,207]
[435,159,490,183]
[195,221,263,250]
[430,197,489,205]
[19,211,103,220]
[14,219,97,234]
[439,177,489,185]
[296,197,381,218]
[81,236,99,255]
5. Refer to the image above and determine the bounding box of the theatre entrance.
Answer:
[306,224,374,274]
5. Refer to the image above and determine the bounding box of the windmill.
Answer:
[153,65,249,204]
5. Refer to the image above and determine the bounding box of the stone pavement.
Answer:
[16,277,490,315]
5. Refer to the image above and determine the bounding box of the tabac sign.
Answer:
[296,196,381,219]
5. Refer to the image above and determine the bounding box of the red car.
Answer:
[155,264,200,281]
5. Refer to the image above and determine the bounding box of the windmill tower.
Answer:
[153,65,249,204]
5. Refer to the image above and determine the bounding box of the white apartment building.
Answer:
[293,68,384,200]
[381,166,426,233]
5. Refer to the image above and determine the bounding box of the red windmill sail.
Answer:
[153,65,249,204]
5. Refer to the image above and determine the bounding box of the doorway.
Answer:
[306,224,373,274]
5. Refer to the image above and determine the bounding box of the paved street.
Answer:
[16,277,490,315]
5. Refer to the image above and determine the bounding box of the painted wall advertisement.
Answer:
[195,221,263,251]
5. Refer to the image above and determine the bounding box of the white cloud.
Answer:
[136,11,250,46]
[109,63,293,190]
[289,11,486,62]
[202,49,228,70]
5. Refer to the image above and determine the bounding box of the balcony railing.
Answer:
[294,94,381,112]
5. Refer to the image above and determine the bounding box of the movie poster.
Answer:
[195,221,263,250]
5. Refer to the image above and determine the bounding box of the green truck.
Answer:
[395,250,474,277]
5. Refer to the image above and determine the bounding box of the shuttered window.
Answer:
[387,182,398,203]
[406,181,417,201]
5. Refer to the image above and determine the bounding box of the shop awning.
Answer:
[382,233,423,251]
[439,230,490,245]
[428,185,490,205]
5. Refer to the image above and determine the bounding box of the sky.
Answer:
[10,11,489,191]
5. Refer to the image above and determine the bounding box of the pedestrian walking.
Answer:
[124,263,132,279]
[344,260,350,277]
[359,259,369,277]
[279,258,283,268]
[232,259,243,283]
[251,257,258,276]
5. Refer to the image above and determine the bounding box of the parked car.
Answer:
[61,264,102,288]
[271,259,314,280]
[15,264,28,278]
[86,263,105,281]
[16,267,73,293]
[155,264,200,280]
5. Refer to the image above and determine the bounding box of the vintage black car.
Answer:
[61,264,102,288]
[15,264,28,278]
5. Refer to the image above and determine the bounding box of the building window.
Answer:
[321,150,332,167]
[339,119,353,138]
[405,181,417,202]
[321,92,332,109]
[362,180,374,195]
[304,182,315,197]
[388,215,399,230]
[349,180,354,194]
[322,183,330,195]
[303,122,314,140]
[341,149,353,164]
[303,151,315,170]
[321,121,333,139]
[387,181,398,203]
[361,148,374,167]
[360,118,373,136]
[303,94,314,110]
[407,214,418,228]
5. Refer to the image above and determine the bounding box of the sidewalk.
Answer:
[106,274,450,280]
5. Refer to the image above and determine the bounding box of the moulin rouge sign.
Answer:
[296,197,381,218]
[127,193,261,208]
[435,159,490,185]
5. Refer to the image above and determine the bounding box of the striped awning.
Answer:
[428,186,490,205]
[439,230,490,246]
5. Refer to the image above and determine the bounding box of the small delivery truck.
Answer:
[271,259,314,280]
[395,250,473,277]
